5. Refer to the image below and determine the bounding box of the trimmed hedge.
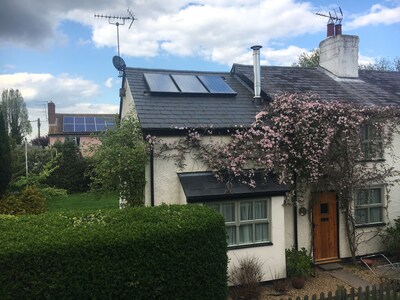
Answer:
[0,205,228,299]
[0,186,47,215]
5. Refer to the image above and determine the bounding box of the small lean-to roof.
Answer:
[232,64,400,106]
[178,171,288,202]
[124,67,261,135]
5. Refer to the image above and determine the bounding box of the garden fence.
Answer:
[286,284,399,300]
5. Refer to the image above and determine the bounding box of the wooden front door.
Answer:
[313,192,339,263]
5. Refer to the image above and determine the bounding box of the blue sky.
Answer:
[0,0,399,140]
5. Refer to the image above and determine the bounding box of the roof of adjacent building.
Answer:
[48,113,117,136]
[123,65,400,135]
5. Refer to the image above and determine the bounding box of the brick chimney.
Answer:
[48,101,56,125]
[319,34,359,78]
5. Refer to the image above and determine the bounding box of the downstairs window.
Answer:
[354,187,384,225]
[205,198,270,247]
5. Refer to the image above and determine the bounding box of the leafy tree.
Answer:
[89,116,147,207]
[291,49,320,67]
[293,49,400,71]
[1,89,32,144]
[154,93,400,263]
[31,135,49,148]
[45,139,90,193]
[0,110,12,196]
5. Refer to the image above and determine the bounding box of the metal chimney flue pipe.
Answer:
[251,45,262,100]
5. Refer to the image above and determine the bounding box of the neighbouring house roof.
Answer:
[48,113,117,136]
[232,64,400,106]
[123,65,400,136]
[178,172,288,202]
[123,67,261,135]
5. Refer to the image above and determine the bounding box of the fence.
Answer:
[287,284,399,300]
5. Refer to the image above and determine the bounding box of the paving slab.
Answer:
[318,263,343,271]
[331,269,371,289]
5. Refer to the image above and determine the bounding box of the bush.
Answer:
[0,186,47,215]
[0,205,228,299]
[229,256,264,300]
[382,216,400,260]
[285,247,313,278]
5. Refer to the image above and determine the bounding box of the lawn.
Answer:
[47,191,119,212]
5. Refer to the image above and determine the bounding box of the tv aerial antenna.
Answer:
[94,8,135,57]
[316,7,343,24]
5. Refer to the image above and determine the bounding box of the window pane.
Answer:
[356,190,368,206]
[226,226,236,245]
[239,225,253,244]
[255,223,268,242]
[254,201,267,219]
[205,203,219,212]
[355,208,368,224]
[370,189,381,204]
[370,208,382,223]
[240,202,253,221]
[221,203,235,222]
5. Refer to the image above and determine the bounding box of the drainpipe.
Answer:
[251,45,262,104]
[150,148,155,207]
[293,172,299,250]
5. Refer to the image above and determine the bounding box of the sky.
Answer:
[0,0,399,140]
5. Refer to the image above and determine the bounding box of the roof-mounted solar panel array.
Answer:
[144,73,237,96]
[63,116,116,133]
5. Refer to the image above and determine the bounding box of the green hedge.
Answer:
[0,205,228,299]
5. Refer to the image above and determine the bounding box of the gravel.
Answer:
[259,263,383,300]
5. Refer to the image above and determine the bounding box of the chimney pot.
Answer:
[335,24,342,35]
[327,23,334,37]
[251,45,262,101]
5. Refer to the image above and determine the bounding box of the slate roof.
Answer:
[232,64,400,106]
[123,65,400,135]
[178,171,288,202]
[124,67,260,135]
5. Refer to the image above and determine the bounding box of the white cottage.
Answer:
[118,32,400,281]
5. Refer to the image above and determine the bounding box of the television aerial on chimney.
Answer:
[316,7,343,37]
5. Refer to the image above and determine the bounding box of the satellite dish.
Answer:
[112,55,126,71]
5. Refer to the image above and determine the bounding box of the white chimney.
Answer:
[319,34,359,78]
[251,45,262,100]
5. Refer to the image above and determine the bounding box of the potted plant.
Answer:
[285,247,313,289]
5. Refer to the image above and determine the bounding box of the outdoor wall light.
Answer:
[299,207,307,216]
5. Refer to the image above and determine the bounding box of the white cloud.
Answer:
[0,72,100,105]
[346,4,400,29]
[105,77,113,88]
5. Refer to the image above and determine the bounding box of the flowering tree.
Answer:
[152,93,400,263]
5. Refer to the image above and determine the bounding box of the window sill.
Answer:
[355,222,386,229]
[356,159,385,163]
[228,241,273,250]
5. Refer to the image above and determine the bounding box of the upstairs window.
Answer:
[355,187,383,225]
[360,124,383,160]
[205,198,270,247]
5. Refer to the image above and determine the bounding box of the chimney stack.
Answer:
[48,101,56,125]
[251,45,262,101]
[319,35,359,78]
[334,24,342,35]
[327,22,334,37]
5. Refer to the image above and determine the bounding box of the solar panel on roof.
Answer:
[198,75,236,94]
[144,73,179,93]
[62,116,116,133]
[171,74,208,94]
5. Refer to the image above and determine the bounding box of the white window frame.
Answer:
[354,187,384,226]
[360,124,384,160]
[204,198,271,247]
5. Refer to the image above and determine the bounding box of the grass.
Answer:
[47,191,119,212]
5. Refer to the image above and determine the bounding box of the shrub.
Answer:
[382,216,400,260]
[229,256,264,300]
[285,247,313,278]
[0,186,47,215]
[0,205,228,299]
